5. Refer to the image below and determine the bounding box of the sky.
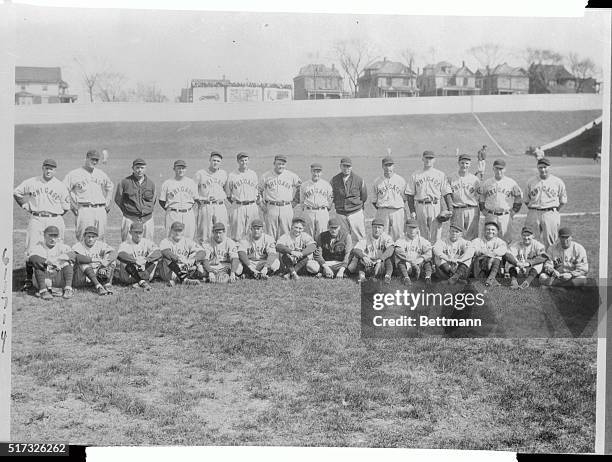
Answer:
[11,2,609,102]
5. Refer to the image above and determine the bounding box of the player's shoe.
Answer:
[357,271,366,284]
[62,287,74,299]
[96,285,108,296]
[184,278,200,286]
[260,272,269,280]
[51,287,63,297]
[167,280,176,288]
[402,276,412,286]
[485,278,500,287]
[383,275,392,285]
[290,271,300,281]
[315,272,323,279]
[136,280,152,291]
[36,289,53,301]
[510,278,520,289]
[21,280,33,292]
[282,273,291,281]
[519,281,531,290]
[424,277,432,286]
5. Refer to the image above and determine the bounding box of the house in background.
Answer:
[475,63,529,95]
[15,66,77,104]
[293,64,345,100]
[418,61,479,96]
[528,64,578,94]
[357,59,419,98]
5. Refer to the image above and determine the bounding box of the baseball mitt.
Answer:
[436,210,453,223]
[96,267,111,284]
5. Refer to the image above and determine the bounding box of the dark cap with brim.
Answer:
[382,156,394,165]
[458,154,471,162]
[521,226,534,235]
[250,218,264,228]
[450,224,464,233]
[558,227,572,237]
[44,225,60,236]
[210,151,223,159]
[310,163,323,170]
[340,157,352,166]
[132,158,146,167]
[83,226,99,236]
[173,160,187,168]
[423,150,435,158]
[371,218,385,227]
[493,159,506,168]
[274,154,288,163]
[237,152,249,160]
[42,159,57,168]
[405,218,419,228]
[537,158,551,166]
[212,222,226,232]
[170,221,185,231]
[86,150,101,160]
[130,222,144,232]
[328,218,342,228]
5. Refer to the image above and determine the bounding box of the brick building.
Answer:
[293,64,345,100]
[357,59,419,98]
[475,63,529,95]
[418,61,479,96]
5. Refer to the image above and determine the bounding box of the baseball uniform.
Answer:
[226,169,260,241]
[394,235,433,279]
[449,172,481,240]
[544,240,588,283]
[350,233,395,278]
[524,174,567,247]
[195,168,229,244]
[160,177,198,240]
[406,168,451,243]
[259,170,301,240]
[158,236,206,282]
[477,148,487,175]
[28,241,74,290]
[506,238,548,276]
[63,167,114,240]
[433,237,474,280]
[300,178,333,241]
[471,236,507,281]
[480,177,523,242]
[277,230,319,275]
[116,237,160,284]
[204,237,243,275]
[72,240,117,287]
[372,173,407,241]
[13,176,70,256]
[314,229,353,274]
[238,233,280,274]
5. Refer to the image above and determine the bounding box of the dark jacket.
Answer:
[115,174,157,221]
[331,172,367,215]
[315,230,353,268]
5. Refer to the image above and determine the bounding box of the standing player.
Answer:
[394,218,433,286]
[504,226,548,290]
[72,226,117,295]
[237,219,280,280]
[479,159,523,243]
[158,221,207,286]
[259,154,302,240]
[470,221,507,287]
[203,222,242,283]
[276,216,319,280]
[13,158,70,291]
[433,224,474,285]
[195,151,229,244]
[313,217,353,279]
[371,156,406,241]
[524,158,567,248]
[63,150,114,240]
[159,159,198,240]
[114,158,157,242]
[300,162,333,241]
[541,227,589,287]
[476,145,487,180]
[349,218,395,284]
[449,154,481,240]
[226,152,260,241]
[116,222,162,291]
[330,157,368,242]
[405,150,453,244]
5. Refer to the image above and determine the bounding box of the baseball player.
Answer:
[259,154,301,240]
[541,227,589,287]
[504,225,548,290]
[524,157,567,248]
[28,225,75,300]
[449,154,481,240]
[330,157,367,242]
[237,218,280,280]
[372,156,407,241]
[226,152,261,242]
[72,226,117,295]
[477,145,487,180]
[479,159,523,243]
[394,218,433,286]
[405,150,453,244]
[115,158,157,242]
[300,162,333,241]
[13,158,70,291]
[116,221,162,291]
[534,146,545,162]
[195,151,229,244]
[158,221,207,286]
[470,221,507,287]
[63,149,114,241]
[313,217,353,279]
[349,218,395,284]
[432,223,474,285]
[276,216,319,280]
[203,222,242,283]
[159,159,198,240]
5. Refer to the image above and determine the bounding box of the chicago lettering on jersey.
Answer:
[30,186,63,202]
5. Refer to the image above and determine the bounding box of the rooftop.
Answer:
[15,66,64,84]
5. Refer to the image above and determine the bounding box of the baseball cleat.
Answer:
[62,287,74,299]
[104,284,114,295]
[21,280,33,292]
[51,287,63,297]
[282,273,291,280]
[402,276,412,286]
[424,277,432,285]
[510,278,519,289]
[383,275,392,285]
[97,285,109,296]
[167,280,176,288]
[139,281,152,291]
[315,272,323,279]
[184,278,200,286]
[290,272,300,281]
[37,290,53,301]
[357,272,366,284]
[519,281,531,290]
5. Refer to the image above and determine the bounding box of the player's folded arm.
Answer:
[276,243,292,254]
[301,242,317,257]
[161,249,180,262]
[146,249,162,263]
[74,253,93,264]
[28,255,47,270]
[237,250,251,267]
[117,251,137,264]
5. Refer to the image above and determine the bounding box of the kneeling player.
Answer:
[505,226,548,289]
[394,218,433,286]
[72,226,117,295]
[276,216,319,280]
[349,218,395,284]
[204,222,242,283]
[116,222,162,291]
[238,218,280,280]
[28,225,75,300]
[471,221,507,287]
[313,217,353,279]
[433,223,474,285]
[159,221,207,286]
[540,227,589,287]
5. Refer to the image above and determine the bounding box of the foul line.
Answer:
[472,113,509,157]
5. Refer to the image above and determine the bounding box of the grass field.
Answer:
[10,111,604,451]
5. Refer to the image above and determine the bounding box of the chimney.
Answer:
[332,63,335,71]
[462,61,465,68]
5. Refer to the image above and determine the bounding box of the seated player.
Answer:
[28,225,75,300]
[313,217,353,279]
[276,216,319,280]
[349,218,395,284]
[540,227,589,287]
[470,221,507,287]
[204,222,242,283]
[72,226,117,295]
[505,226,548,290]
[433,223,474,285]
[237,218,280,280]
[393,218,433,286]
[158,221,207,286]
[116,221,162,291]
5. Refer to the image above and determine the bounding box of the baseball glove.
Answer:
[216,272,230,284]
[96,266,112,284]
[436,210,453,223]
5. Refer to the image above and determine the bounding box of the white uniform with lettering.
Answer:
[29,241,73,289]
[300,179,333,241]
[449,172,481,240]
[160,237,203,265]
[372,173,406,241]
[205,237,242,275]
[471,236,507,258]
[195,168,228,244]
[394,235,432,264]
[545,240,588,279]
[479,176,523,242]
[259,170,301,240]
[227,169,260,241]
[524,174,567,247]
[432,237,474,267]
[507,238,547,274]
[239,233,280,272]
[117,238,159,282]
[406,168,451,243]
[160,177,198,240]
[72,240,116,286]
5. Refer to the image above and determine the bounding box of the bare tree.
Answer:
[567,53,597,93]
[127,82,169,102]
[332,38,379,97]
[523,48,564,66]
[95,72,128,102]
[468,43,506,95]
[400,48,418,89]
[73,56,107,103]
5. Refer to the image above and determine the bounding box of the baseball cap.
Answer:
[173,159,187,168]
[537,158,551,166]
[450,223,464,233]
[170,221,185,231]
[340,157,352,166]
[405,218,418,228]
[42,159,57,168]
[484,221,499,230]
[274,154,288,163]
[382,156,394,165]
[130,222,144,233]
[493,159,506,168]
[212,222,226,232]
[521,226,534,235]
[210,151,223,159]
[558,227,572,237]
[292,216,306,225]
[132,158,146,167]
[371,218,384,227]
[250,218,264,228]
[328,218,342,228]
[458,154,471,162]
[83,226,99,236]
[86,150,101,160]
[44,225,60,236]
[310,162,323,170]
[423,150,435,158]
[237,152,249,160]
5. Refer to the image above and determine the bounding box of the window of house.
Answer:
[20,85,25,90]
[42,85,48,92]
[386,77,392,86]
